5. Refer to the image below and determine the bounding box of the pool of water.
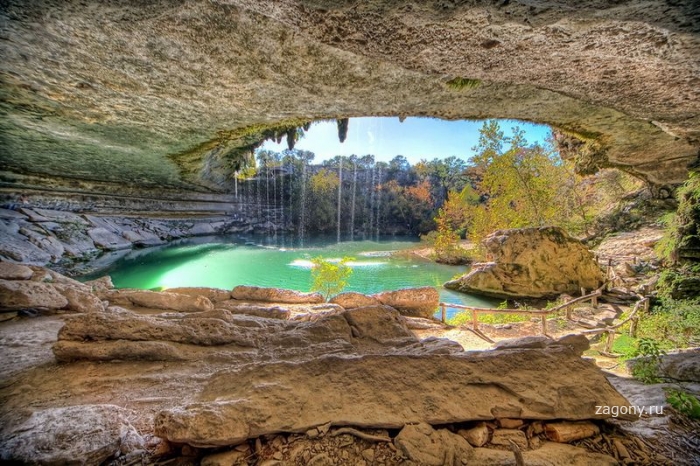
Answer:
[81,235,498,318]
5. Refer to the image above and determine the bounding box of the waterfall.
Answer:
[369,165,376,241]
[300,156,307,247]
[350,159,357,241]
[280,159,287,247]
[376,164,382,241]
[337,157,343,243]
[272,164,278,243]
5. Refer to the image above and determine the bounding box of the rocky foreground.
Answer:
[0,261,681,465]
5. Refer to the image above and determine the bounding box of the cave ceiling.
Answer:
[0,0,698,191]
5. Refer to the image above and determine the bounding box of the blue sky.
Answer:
[260,117,552,164]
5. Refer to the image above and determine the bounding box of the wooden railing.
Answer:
[439,285,649,353]
[438,287,603,335]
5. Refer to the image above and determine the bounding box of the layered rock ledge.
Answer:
[0,267,641,464]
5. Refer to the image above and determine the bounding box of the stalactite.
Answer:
[337,118,349,143]
[286,129,296,151]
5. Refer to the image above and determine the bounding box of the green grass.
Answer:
[447,311,530,326]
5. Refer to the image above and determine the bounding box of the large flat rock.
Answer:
[155,347,634,447]
[0,404,144,465]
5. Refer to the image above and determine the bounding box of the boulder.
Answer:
[87,227,133,250]
[0,404,144,465]
[103,289,214,312]
[122,229,165,246]
[329,292,380,309]
[661,350,700,382]
[54,284,105,313]
[0,279,68,310]
[154,347,634,447]
[371,287,439,319]
[0,261,33,280]
[394,422,473,466]
[343,305,413,344]
[445,227,604,299]
[168,286,233,303]
[232,286,324,304]
[84,275,114,292]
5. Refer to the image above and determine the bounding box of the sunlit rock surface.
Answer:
[445,227,605,299]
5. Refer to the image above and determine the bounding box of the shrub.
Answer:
[630,338,666,384]
[311,256,353,301]
[665,388,700,419]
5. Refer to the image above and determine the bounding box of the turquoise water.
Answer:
[83,235,498,317]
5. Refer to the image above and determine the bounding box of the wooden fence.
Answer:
[439,286,649,353]
[438,287,603,335]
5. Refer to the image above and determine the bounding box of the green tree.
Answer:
[464,121,571,243]
[311,256,354,300]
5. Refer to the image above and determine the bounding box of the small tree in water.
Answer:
[311,256,353,300]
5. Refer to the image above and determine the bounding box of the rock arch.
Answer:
[0,0,698,190]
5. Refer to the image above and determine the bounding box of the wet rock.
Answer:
[167,286,232,303]
[329,292,380,309]
[154,348,634,447]
[103,289,214,312]
[0,404,144,465]
[190,222,217,235]
[394,422,473,466]
[0,261,34,280]
[87,227,133,250]
[232,285,324,304]
[371,286,439,318]
[0,279,68,311]
[445,227,604,299]
[122,229,165,246]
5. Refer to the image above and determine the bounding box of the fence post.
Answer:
[580,287,586,297]
[472,309,478,331]
[643,299,650,312]
[565,305,572,320]
[440,304,446,323]
[604,330,616,353]
[591,291,598,308]
[540,314,547,335]
[629,316,638,338]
